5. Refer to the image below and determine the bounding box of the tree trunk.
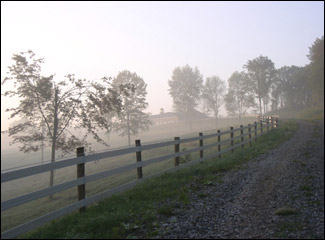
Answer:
[259,96,262,116]
[187,110,192,131]
[239,100,242,125]
[127,112,131,147]
[49,88,59,200]
[214,108,218,129]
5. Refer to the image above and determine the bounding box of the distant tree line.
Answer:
[168,36,324,127]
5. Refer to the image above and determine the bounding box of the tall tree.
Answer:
[202,75,226,128]
[307,36,324,107]
[224,71,255,123]
[112,70,151,147]
[244,55,275,116]
[277,66,311,109]
[168,64,203,129]
[2,50,125,198]
[270,68,286,111]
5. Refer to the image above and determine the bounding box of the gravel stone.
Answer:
[138,120,324,239]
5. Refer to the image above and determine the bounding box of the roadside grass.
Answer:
[275,206,299,216]
[298,107,324,121]
[269,106,324,121]
[1,119,254,233]
[19,119,298,239]
[275,221,304,238]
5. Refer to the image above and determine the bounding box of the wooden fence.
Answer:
[1,116,279,239]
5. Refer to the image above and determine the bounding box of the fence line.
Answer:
[1,116,279,239]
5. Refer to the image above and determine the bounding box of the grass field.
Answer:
[1,117,256,235]
[1,116,299,238]
[18,119,298,238]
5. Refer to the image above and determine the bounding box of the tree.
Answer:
[224,71,255,123]
[160,108,164,114]
[202,75,226,128]
[168,64,203,129]
[307,36,324,107]
[244,55,275,116]
[2,50,125,198]
[275,66,311,109]
[270,69,286,111]
[112,70,151,147]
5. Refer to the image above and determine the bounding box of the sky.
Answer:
[1,1,324,131]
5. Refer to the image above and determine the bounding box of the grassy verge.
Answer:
[19,119,298,239]
[0,119,254,233]
[269,106,324,121]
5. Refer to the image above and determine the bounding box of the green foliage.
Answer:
[2,50,126,156]
[202,75,226,120]
[168,64,203,127]
[307,36,324,107]
[112,70,152,146]
[2,50,128,193]
[180,148,192,164]
[273,66,311,110]
[271,36,324,111]
[225,71,256,120]
[244,55,276,115]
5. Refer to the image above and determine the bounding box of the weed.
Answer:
[157,205,174,217]
[275,206,299,216]
[197,193,208,198]
[276,221,304,238]
[180,148,192,164]
[300,185,311,191]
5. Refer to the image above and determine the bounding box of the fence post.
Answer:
[254,122,257,142]
[77,147,86,213]
[199,133,203,159]
[276,117,279,128]
[230,127,234,153]
[135,140,143,179]
[218,130,221,158]
[266,117,269,132]
[240,125,244,149]
[260,120,263,135]
[271,117,274,129]
[248,124,252,147]
[174,137,180,166]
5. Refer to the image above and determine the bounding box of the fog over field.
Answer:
[1,2,324,238]
[1,1,323,172]
[1,117,256,171]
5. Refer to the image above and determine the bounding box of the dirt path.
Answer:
[152,120,324,239]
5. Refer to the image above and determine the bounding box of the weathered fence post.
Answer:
[276,117,279,128]
[271,117,274,129]
[248,124,252,147]
[266,117,269,132]
[199,133,203,159]
[174,137,180,166]
[254,122,257,142]
[260,120,263,135]
[218,130,221,158]
[230,127,234,153]
[77,147,86,213]
[135,140,143,179]
[240,125,244,149]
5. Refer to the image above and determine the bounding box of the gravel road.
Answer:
[149,120,324,239]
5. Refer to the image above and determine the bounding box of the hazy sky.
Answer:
[1,1,324,131]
